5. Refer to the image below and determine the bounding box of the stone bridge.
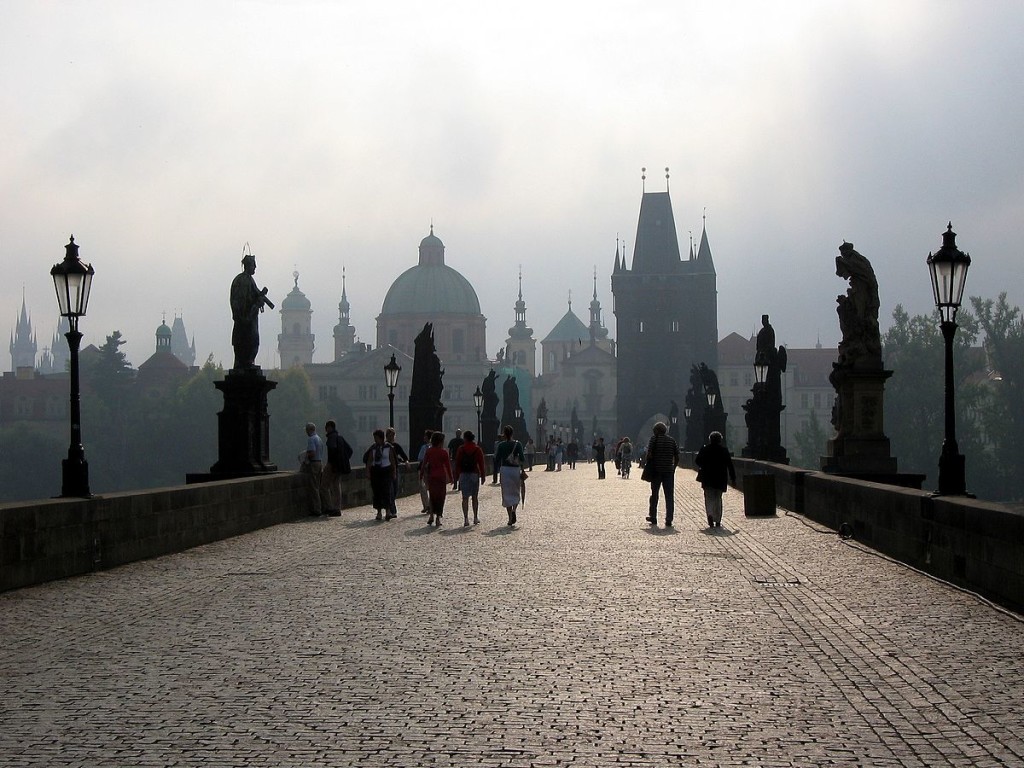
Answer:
[1,467,1023,766]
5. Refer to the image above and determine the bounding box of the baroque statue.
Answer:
[230,251,274,371]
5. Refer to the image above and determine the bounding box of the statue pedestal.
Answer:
[481,417,500,454]
[205,369,278,478]
[822,368,898,475]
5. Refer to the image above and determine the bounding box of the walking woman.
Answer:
[363,429,397,521]
[644,422,678,526]
[421,431,453,527]
[694,431,736,529]
[493,425,526,526]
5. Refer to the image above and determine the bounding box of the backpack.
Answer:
[330,433,353,474]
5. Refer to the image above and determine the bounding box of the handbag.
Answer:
[505,441,522,467]
[641,463,654,482]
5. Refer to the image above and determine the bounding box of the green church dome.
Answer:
[380,263,481,315]
[380,227,481,316]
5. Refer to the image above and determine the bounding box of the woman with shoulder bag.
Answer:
[493,424,525,526]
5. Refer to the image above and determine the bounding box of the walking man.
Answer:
[644,422,678,526]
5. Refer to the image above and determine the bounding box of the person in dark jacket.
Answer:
[694,431,737,529]
[644,422,679,526]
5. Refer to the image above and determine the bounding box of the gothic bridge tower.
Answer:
[611,169,718,441]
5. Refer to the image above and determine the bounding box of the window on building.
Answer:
[388,330,398,347]
[671,320,680,332]
[801,393,809,408]
[729,373,739,386]
[813,392,822,408]
[452,329,465,355]
[638,320,645,333]
[358,385,367,400]
[743,373,752,386]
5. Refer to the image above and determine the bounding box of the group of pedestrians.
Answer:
[639,422,736,530]
[301,420,353,517]
[303,419,736,532]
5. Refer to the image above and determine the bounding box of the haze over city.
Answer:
[3,1,1022,369]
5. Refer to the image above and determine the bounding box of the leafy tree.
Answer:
[268,366,323,468]
[791,409,829,470]
[81,330,139,491]
[166,355,224,476]
[971,293,1024,500]
[882,304,992,495]
[0,423,66,502]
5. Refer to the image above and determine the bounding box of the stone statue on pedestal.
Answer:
[821,242,919,486]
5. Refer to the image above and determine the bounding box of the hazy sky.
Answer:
[3,1,1022,370]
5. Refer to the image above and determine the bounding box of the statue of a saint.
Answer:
[481,369,499,421]
[833,242,882,372]
[230,252,273,371]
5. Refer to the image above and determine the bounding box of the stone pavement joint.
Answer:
[1,466,1023,767]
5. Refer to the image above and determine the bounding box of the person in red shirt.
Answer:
[453,430,487,526]
[420,431,453,527]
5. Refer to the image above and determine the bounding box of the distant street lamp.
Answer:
[384,353,401,429]
[536,399,546,448]
[51,235,94,497]
[473,386,484,439]
[927,223,971,495]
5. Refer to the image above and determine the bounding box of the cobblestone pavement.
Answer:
[2,466,1024,767]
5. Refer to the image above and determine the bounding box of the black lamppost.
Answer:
[384,353,401,428]
[51,236,94,498]
[473,385,484,439]
[927,222,971,496]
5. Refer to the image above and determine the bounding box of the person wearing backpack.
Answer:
[453,429,486,526]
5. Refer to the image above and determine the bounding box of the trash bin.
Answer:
[743,472,776,517]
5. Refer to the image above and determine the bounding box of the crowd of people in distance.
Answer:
[299,419,737,533]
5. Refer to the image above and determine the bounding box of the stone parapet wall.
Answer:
[731,457,1023,613]
[0,464,424,593]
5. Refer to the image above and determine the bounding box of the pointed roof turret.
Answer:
[588,267,609,345]
[9,293,38,372]
[543,296,588,344]
[339,267,351,324]
[630,189,682,274]
[508,267,533,339]
[694,212,716,274]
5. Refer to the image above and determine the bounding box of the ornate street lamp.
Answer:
[383,353,401,429]
[927,222,971,495]
[754,352,769,385]
[51,235,94,497]
[473,385,484,439]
